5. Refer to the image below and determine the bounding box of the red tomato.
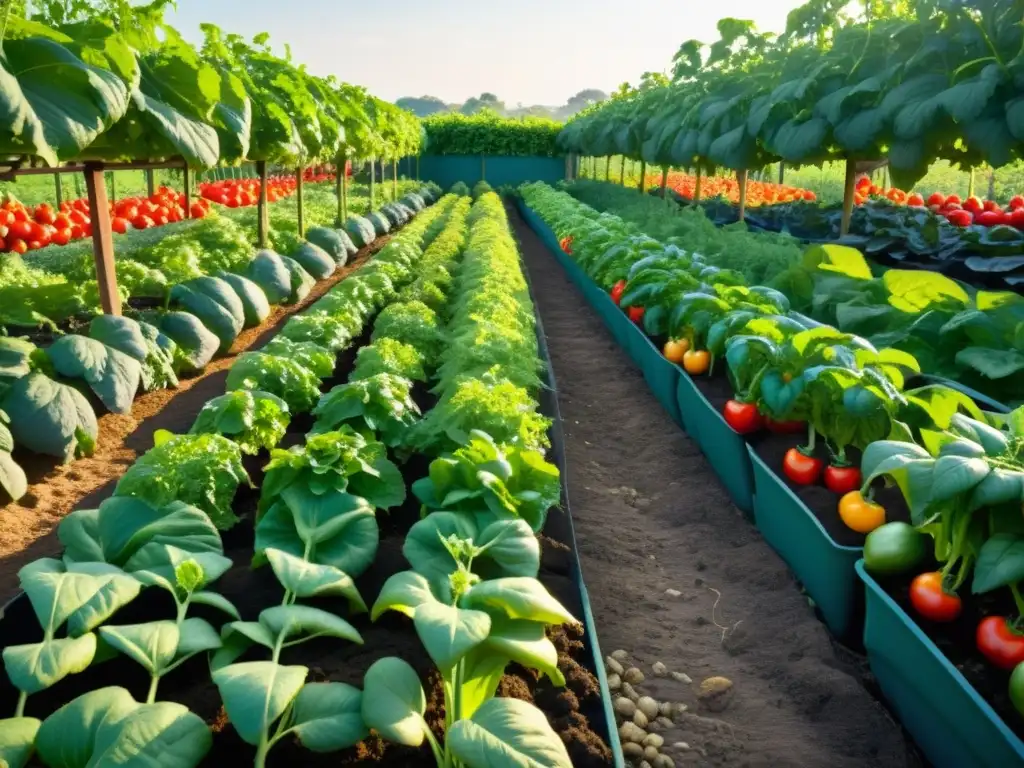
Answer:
[189,203,207,219]
[153,214,168,226]
[975,210,1003,227]
[946,209,973,227]
[8,238,27,255]
[69,210,88,226]
[723,400,763,434]
[910,572,962,622]
[33,205,56,225]
[983,199,1002,212]
[131,215,152,230]
[12,208,27,223]
[239,192,254,207]
[9,220,33,241]
[610,280,626,306]
[824,464,862,494]
[946,194,962,205]
[1010,195,1024,211]
[118,205,139,221]
[627,306,645,323]
[963,196,983,214]
[782,448,823,485]
[976,617,1024,669]
[927,192,946,207]
[765,417,805,434]
[111,217,129,234]
[1009,209,1024,230]
[907,193,924,207]
[52,214,71,230]
[70,224,84,239]
[26,239,42,251]
[226,197,241,209]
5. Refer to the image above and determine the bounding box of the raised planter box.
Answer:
[856,561,1024,768]
[675,375,753,515]
[624,328,683,427]
[419,155,565,188]
[748,447,862,640]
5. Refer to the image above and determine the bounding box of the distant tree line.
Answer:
[395,89,608,121]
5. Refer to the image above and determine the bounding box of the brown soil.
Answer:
[0,239,391,599]
[508,202,923,768]
[878,566,1024,743]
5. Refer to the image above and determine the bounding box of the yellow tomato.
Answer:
[839,491,886,534]
[682,349,711,375]
[663,338,690,363]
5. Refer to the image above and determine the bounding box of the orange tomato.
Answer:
[662,338,690,363]
[682,349,711,375]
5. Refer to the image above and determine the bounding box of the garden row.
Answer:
[0,184,441,505]
[0,189,615,768]
[520,181,1024,767]
[567,179,1024,409]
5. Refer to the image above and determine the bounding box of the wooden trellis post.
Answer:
[83,163,121,316]
[660,166,668,198]
[694,168,703,202]
[840,159,856,235]
[54,173,62,206]
[737,169,748,222]
[605,157,611,181]
[183,166,192,219]
[335,156,344,226]
[146,169,155,197]
[392,158,398,199]
[256,160,269,248]
[369,158,375,208]
[620,156,626,185]
[638,160,646,192]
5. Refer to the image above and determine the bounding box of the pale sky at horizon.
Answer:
[165,0,810,107]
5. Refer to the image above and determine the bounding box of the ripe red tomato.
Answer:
[239,192,254,207]
[26,239,42,251]
[824,464,862,494]
[927,192,945,206]
[131,215,152,230]
[33,205,56,225]
[53,214,71,230]
[975,210,1003,227]
[910,572,962,622]
[8,220,33,241]
[723,400,763,434]
[907,193,924,207]
[1008,209,1024,230]
[8,238,27,255]
[983,199,1002,212]
[782,448,823,485]
[1010,195,1024,211]
[627,306,645,323]
[69,210,88,226]
[946,209,973,227]
[946,194,962,205]
[111,217,129,234]
[153,214,168,226]
[50,228,71,246]
[963,196,983,214]
[189,203,207,219]
[610,280,626,306]
[70,224,84,239]
[976,617,1024,669]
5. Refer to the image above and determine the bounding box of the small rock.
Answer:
[608,672,621,690]
[637,696,660,719]
[670,703,689,719]
[633,710,649,728]
[665,588,681,597]
[643,733,665,748]
[615,697,637,718]
[606,656,624,676]
[672,742,690,751]
[612,649,629,661]
[619,721,646,743]
[656,716,674,730]
[653,756,676,768]
[670,671,692,685]
[639,762,653,768]
[623,742,644,759]
[644,745,660,760]
[624,667,645,685]
[652,661,668,677]
[647,720,661,732]
[622,682,640,701]
[697,676,734,713]
[659,701,673,717]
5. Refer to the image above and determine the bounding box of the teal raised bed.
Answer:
[673,376,753,514]
[624,326,682,426]
[857,561,1024,768]
[419,155,565,188]
[748,447,862,639]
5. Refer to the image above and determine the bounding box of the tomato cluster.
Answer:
[855,175,1024,229]
[109,186,207,233]
[198,175,298,209]
[658,171,817,205]
[301,165,341,183]
[0,198,90,254]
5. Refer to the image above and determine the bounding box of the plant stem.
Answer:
[1010,583,1024,620]
[803,424,817,454]
[14,691,26,718]
[253,734,271,768]
[423,725,444,767]
[147,674,160,704]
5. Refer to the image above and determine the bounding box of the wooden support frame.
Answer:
[296,166,305,238]
[256,160,269,248]
[83,163,121,316]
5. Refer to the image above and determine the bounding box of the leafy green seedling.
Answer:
[311,373,422,448]
[190,389,291,455]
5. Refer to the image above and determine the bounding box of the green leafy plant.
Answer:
[0,408,27,502]
[0,372,98,461]
[226,352,322,415]
[44,334,142,414]
[412,430,560,533]
[371,301,443,360]
[351,338,427,382]
[423,112,562,157]
[114,431,251,530]
[190,390,291,455]
[260,337,335,378]
[259,428,405,516]
[280,313,354,353]
[89,315,178,392]
[312,373,421,448]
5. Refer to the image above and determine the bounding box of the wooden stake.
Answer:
[605,157,611,181]
[638,160,646,193]
[108,171,116,202]
[392,158,398,199]
[296,166,305,238]
[256,160,269,248]
[415,155,420,181]
[694,167,702,202]
[342,166,349,221]
[840,158,856,235]
[778,162,785,185]
[84,164,121,316]
[737,169,748,222]
[146,168,155,197]
[54,173,62,206]
[369,158,375,208]
[967,167,975,199]
[183,166,191,219]
[620,156,625,185]
[660,166,668,198]
[335,155,344,226]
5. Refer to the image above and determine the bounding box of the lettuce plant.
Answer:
[412,430,560,532]
[261,337,335,378]
[259,428,405,516]
[190,389,291,455]
[226,352,322,415]
[312,373,421,448]
[351,338,427,383]
[371,300,443,360]
[114,432,251,530]
[280,312,355,352]
[364,545,575,767]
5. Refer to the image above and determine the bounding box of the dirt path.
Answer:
[508,203,921,768]
[0,239,390,595]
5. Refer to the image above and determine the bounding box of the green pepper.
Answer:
[863,522,927,576]
[1011,662,1024,718]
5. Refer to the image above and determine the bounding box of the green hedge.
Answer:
[422,113,562,157]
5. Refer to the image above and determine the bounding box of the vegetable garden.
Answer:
[4,0,1024,767]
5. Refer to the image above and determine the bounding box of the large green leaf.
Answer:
[213,661,307,746]
[447,697,573,768]
[3,634,97,695]
[264,548,366,613]
[360,657,429,747]
[371,570,441,621]
[413,603,491,671]
[98,621,178,675]
[46,335,142,415]
[1,372,98,461]
[286,682,368,752]
[18,558,140,635]
[87,699,211,767]
[0,716,40,768]
[34,687,138,768]
[462,578,576,625]
[973,534,1024,594]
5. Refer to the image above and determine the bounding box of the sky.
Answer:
[166,0,811,107]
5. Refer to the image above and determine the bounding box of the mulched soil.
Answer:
[0,239,392,594]
[508,201,924,768]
